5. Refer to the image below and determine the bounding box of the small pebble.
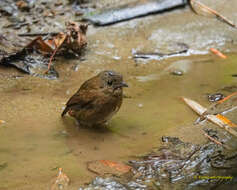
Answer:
[75,11,83,16]
[61,130,68,135]
[138,103,143,108]
[207,93,224,102]
[171,70,183,76]
[59,130,69,137]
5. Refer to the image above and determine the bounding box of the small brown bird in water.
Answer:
[61,70,128,127]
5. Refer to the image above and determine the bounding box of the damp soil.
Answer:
[1,0,237,189]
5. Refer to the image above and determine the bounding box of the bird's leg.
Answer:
[74,119,81,128]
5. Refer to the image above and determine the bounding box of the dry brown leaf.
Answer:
[99,160,132,173]
[87,160,131,176]
[26,36,54,54]
[24,21,87,72]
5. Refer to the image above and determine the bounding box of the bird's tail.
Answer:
[61,107,69,117]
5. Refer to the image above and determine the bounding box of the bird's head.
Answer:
[99,70,128,93]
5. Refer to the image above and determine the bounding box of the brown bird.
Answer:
[61,70,128,127]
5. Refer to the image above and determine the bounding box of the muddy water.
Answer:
[1,1,237,189]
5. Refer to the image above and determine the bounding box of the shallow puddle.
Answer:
[1,1,237,189]
[1,53,237,189]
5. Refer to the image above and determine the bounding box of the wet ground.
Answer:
[1,0,237,189]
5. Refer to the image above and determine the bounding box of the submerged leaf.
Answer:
[100,160,131,173]
[87,160,131,176]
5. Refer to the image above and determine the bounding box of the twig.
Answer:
[45,46,60,73]
[203,132,231,150]
[190,0,237,29]
[204,132,223,146]
[217,92,237,104]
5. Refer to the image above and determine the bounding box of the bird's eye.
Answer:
[108,71,114,76]
[107,80,113,86]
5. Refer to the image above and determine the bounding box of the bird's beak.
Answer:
[121,81,128,87]
[115,82,128,89]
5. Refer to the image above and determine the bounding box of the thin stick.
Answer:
[204,132,223,146]
[190,0,237,29]
[203,132,231,149]
[218,92,237,104]
[18,32,59,37]
[45,46,59,73]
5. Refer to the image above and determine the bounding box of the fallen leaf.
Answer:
[87,160,131,176]
[100,160,131,173]
[26,36,54,54]
[25,22,87,72]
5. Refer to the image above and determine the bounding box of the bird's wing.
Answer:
[61,77,102,117]
[65,88,98,109]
